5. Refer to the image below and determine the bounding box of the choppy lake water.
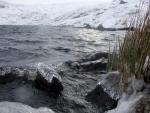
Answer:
[0,25,125,113]
[0,25,124,66]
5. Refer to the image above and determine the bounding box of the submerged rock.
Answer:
[86,72,122,111]
[0,101,55,113]
[80,52,108,62]
[66,52,108,71]
[0,66,37,84]
[79,58,107,71]
[0,67,18,84]
[35,63,63,97]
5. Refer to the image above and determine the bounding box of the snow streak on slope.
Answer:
[0,0,149,27]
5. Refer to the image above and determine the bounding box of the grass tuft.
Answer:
[109,0,150,83]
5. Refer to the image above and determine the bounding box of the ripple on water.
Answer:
[0,25,125,66]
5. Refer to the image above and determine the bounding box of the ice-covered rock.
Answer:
[66,52,108,71]
[35,63,63,97]
[86,85,118,111]
[107,82,149,113]
[78,58,107,71]
[80,52,108,62]
[106,75,148,113]
[98,71,122,100]
[0,101,55,113]
[86,71,122,111]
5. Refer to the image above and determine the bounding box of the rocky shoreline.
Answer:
[0,52,149,113]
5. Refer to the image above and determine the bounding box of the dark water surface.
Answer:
[0,25,124,113]
[0,25,124,66]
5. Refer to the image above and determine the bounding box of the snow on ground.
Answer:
[0,0,149,27]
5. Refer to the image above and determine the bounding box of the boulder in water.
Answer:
[80,52,108,62]
[98,71,122,100]
[86,72,122,111]
[0,66,36,84]
[35,63,63,97]
[67,52,108,71]
[78,58,107,71]
[86,85,118,111]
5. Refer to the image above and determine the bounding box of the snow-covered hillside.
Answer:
[0,0,148,27]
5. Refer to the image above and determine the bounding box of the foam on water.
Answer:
[107,93,143,113]
[0,101,55,113]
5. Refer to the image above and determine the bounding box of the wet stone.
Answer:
[66,52,108,72]
[85,85,118,111]
[35,63,63,97]
[0,67,17,84]
[85,72,122,111]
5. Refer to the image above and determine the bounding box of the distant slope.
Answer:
[0,0,148,27]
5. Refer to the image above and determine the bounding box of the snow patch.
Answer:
[0,0,149,27]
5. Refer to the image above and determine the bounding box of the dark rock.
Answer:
[67,52,108,71]
[66,58,107,71]
[0,67,36,84]
[119,0,127,4]
[79,58,107,71]
[117,27,134,31]
[97,24,105,31]
[96,24,133,31]
[35,63,63,97]
[99,72,122,100]
[0,5,5,8]
[84,23,92,29]
[0,67,17,84]
[86,72,122,111]
[80,52,108,62]
[86,85,118,111]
